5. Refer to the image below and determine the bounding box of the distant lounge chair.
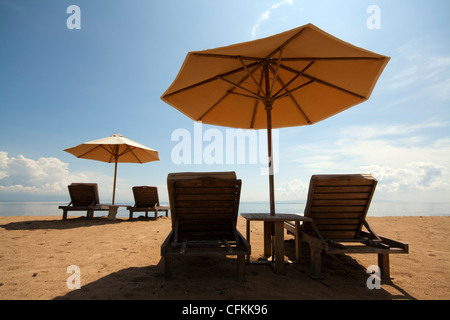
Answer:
[126,186,170,219]
[161,172,250,280]
[59,183,109,220]
[284,174,409,280]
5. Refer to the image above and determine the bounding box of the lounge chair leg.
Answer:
[129,211,133,220]
[378,253,391,280]
[62,210,68,220]
[237,255,246,280]
[310,249,323,280]
[294,221,301,261]
[164,255,173,281]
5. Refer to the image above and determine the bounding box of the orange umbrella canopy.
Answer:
[64,134,159,204]
[161,23,389,129]
[161,23,389,215]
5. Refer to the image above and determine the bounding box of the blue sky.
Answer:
[0,0,449,205]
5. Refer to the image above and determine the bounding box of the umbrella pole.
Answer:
[266,105,276,216]
[112,158,118,205]
[264,61,276,216]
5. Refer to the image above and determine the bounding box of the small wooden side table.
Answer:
[241,213,312,274]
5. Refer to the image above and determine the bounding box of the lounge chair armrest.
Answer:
[161,231,174,255]
[302,231,328,251]
[359,231,409,252]
[236,230,251,252]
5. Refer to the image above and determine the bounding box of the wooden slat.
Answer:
[175,180,238,187]
[312,224,359,231]
[308,212,363,219]
[174,200,236,208]
[310,206,366,213]
[175,194,237,201]
[311,199,368,206]
[313,193,370,199]
[312,218,361,225]
[314,186,373,193]
[175,187,238,194]
[314,178,374,186]
[176,207,235,214]
[177,213,234,220]
[317,231,358,239]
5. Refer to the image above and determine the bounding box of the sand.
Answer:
[0,215,449,300]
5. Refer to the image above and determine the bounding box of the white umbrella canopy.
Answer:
[64,134,160,204]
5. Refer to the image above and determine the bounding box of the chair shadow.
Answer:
[283,239,417,300]
[53,240,417,300]
[0,216,162,231]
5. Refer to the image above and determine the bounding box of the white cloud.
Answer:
[0,151,131,202]
[385,39,450,102]
[0,151,88,197]
[281,121,450,201]
[251,0,294,38]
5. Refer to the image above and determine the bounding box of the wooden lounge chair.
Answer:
[126,186,170,219]
[59,183,109,220]
[161,172,250,280]
[284,174,409,280]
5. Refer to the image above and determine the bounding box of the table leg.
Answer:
[263,221,272,258]
[246,220,251,263]
[274,221,285,274]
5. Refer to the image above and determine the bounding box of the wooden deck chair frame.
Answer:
[284,174,409,280]
[127,186,170,219]
[161,172,250,280]
[59,183,109,220]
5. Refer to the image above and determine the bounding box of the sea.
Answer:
[0,200,449,218]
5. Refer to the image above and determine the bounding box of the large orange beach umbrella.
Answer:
[161,23,389,215]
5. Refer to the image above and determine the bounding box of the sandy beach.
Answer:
[0,215,449,300]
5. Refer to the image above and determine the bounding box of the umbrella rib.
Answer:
[77,144,106,159]
[192,52,262,61]
[265,26,307,59]
[280,56,385,61]
[250,68,265,128]
[239,56,265,94]
[269,49,283,97]
[272,61,314,98]
[128,147,144,164]
[198,63,262,121]
[278,63,367,100]
[217,76,263,100]
[270,65,312,124]
[163,61,261,98]
[274,80,314,100]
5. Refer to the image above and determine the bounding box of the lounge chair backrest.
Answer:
[167,172,241,242]
[304,174,377,239]
[68,183,100,206]
[132,186,160,207]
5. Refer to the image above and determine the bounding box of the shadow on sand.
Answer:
[54,240,416,300]
[0,216,160,231]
